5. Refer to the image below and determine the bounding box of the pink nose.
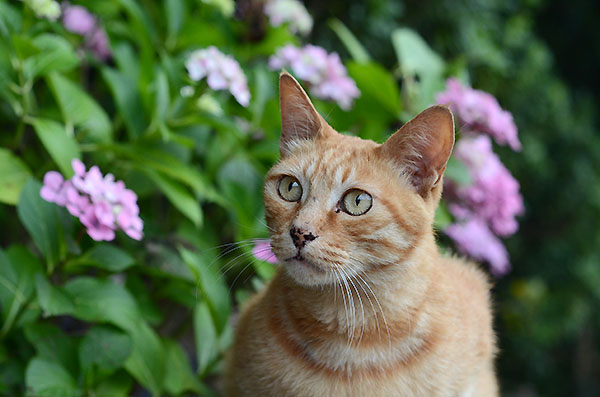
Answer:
[290,226,317,248]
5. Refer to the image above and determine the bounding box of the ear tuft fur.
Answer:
[380,105,455,197]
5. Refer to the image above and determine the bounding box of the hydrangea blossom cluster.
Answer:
[41,159,143,241]
[61,4,111,60]
[264,0,313,36]
[449,136,524,236]
[437,78,524,275]
[269,44,360,110]
[185,46,251,107]
[445,217,510,276]
[252,241,278,264]
[444,136,524,274]
[436,78,521,151]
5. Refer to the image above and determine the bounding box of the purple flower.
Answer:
[61,3,111,60]
[252,241,278,264]
[269,45,360,110]
[445,217,510,276]
[447,136,524,237]
[436,78,521,151]
[40,159,143,242]
[40,171,71,206]
[62,4,95,34]
[264,0,313,36]
[185,47,251,107]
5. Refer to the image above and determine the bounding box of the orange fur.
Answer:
[224,73,497,396]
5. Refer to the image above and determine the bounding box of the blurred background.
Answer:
[0,0,599,396]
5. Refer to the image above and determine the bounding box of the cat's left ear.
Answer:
[380,105,455,197]
[279,71,329,157]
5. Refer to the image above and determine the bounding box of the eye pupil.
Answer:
[288,182,295,191]
[355,195,361,206]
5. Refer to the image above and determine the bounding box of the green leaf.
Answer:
[144,169,203,226]
[216,157,262,228]
[347,62,401,117]
[328,18,371,63]
[250,65,274,125]
[445,156,472,186]
[180,248,231,332]
[194,302,218,375]
[0,246,43,336]
[35,274,75,317]
[0,2,21,36]
[102,68,147,139]
[63,277,139,329]
[123,323,165,395]
[434,201,453,230]
[79,326,132,371]
[30,119,80,177]
[165,0,185,41]
[0,148,31,205]
[17,179,64,267]
[62,277,165,394]
[24,323,79,376]
[163,339,205,395]
[74,244,136,272]
[153,67,169,124]
[25,357,79,397]
[392,28,444,80]
[47,73,112,143]
[391,28,445,108]
[109,143,224,204]
[23,34,79,80]
[202,0,234,16]
[94,372,132,397]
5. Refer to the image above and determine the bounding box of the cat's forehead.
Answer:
[274,134,385,189]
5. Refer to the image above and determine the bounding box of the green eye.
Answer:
[341,189,373,216]
[277,175,303,202]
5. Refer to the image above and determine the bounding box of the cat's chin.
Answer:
[283,255,330,287]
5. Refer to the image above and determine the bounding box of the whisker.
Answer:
[354,271,392,352]
[347,274,365,346]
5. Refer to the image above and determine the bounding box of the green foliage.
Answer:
[1,0,597,395]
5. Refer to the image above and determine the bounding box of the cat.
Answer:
[224,72,498,396]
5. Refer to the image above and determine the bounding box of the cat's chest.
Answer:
[268,289,439,383]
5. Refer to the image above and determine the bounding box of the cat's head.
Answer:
[264,72,454,287]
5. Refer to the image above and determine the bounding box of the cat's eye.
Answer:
[277,175,303,202]
[340,189,373,216]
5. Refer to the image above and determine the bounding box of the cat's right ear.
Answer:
[379,105,455,198]
[279,71,327,157]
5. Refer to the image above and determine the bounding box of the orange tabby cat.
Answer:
[224,72,497,396]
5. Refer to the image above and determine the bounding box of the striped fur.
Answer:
[224,74,497,396]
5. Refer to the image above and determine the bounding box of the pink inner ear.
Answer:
[380,105,455,196]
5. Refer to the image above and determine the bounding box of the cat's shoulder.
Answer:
[437,253,493,299]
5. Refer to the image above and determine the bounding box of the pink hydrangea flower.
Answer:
[269,44,360,110]
[252,241,278,264]
[264,0,313,36]
[447,136,524,236]
[185,47,251,107]
[436,78,521,151]
[41,159,143,241]
[445,217,510,276]
[61,4,111,60]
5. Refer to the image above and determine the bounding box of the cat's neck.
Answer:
[273,234,439,341]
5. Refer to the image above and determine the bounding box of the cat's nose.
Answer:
[290,226,317,248]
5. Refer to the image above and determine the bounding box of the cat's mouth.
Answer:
[285,253,325,274]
